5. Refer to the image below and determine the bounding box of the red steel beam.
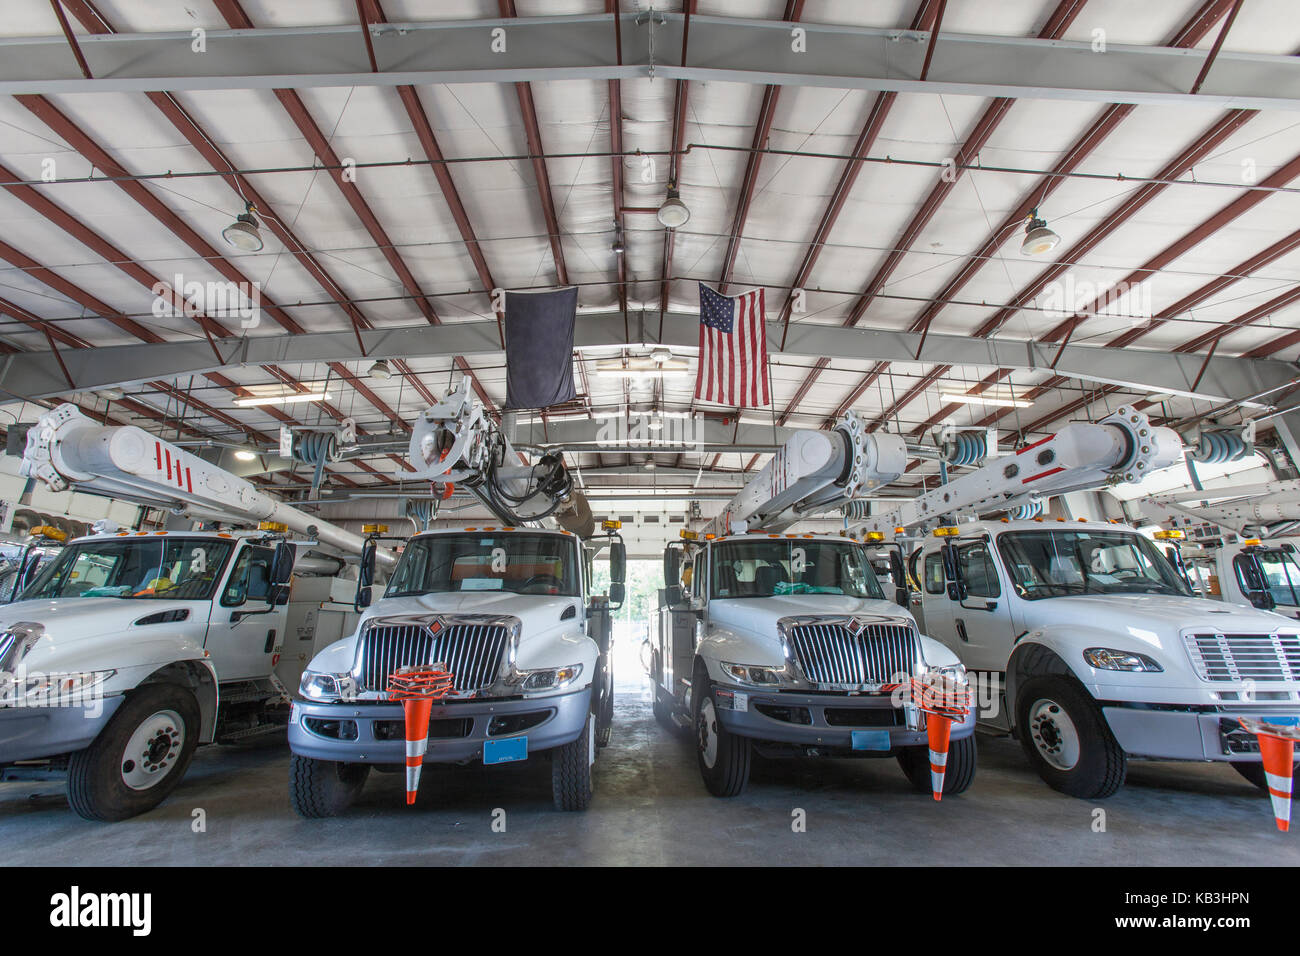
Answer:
[815,1,1239,433]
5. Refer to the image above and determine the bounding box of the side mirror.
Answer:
[664,545,681,592]
[610,539,627,586]
[1238,555,1276,610]
[609,581,626,608]
[941,542,967,602]
[888,549,908,607]
[1284,543,1297,555]
[271,542,295,586]
[355,539,377,611]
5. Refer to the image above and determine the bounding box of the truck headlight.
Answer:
[927,662,969,685]
[721,662,787,686]
[299,670,357,701]
[1083,648,1163,672]
[516,663,583,692]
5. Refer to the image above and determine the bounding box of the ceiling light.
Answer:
[644,458,656,471]
[368,359,393,380]
[594,358,691,377]
[938,389,1033,409]
[611,221,625,254]
[656,183,690,229]
[97,387,125,401]
[233,390,333,408]
[222,201,264,253]
[1020,208,1059,257]
[648,416,664,431]
[233,449,258,462]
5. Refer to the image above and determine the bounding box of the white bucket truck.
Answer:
[651,413,978,798]
[867,407,1300,798]
[0,404,381,820]
[287,381,623,814]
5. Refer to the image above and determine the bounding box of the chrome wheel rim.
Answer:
[697,697,719,770]
[1028,697,1080,771]
[121,709,184,791]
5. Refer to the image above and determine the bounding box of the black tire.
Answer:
[897,733,977,797]
[652,684,678,730]
[1232,760,1299,791]
[288,754,369,818]
[551,716,594,811]
[66,683,200,822]
[1016,675,1126,799]
[693,665,751,797]
[595,668,614,749]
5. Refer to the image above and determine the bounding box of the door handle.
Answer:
[955,619,970,643]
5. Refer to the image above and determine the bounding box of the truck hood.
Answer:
[357,591,586,659]
[1025,593,1294,636]
[709,595,914,636]
[0,597,206,646]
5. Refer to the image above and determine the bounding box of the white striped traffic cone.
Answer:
[1258,732,1294,832]
[387,664,454,808]
[926,713,953,801]
[401,696,434,807]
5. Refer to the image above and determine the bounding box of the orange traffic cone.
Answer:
[401,695,434,806]
[387,664,455,807]
[1238,716,1300,832]
[927,713,953,801]
[911,672,972,802]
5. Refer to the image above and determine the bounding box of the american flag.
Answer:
[695,283,769,407]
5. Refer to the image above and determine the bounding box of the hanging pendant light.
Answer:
[656,182,690,228]
[223,201,264,252]
[1020,208,1060,257]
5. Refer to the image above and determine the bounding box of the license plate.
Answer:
[483,736,527,765]
[851,730,891,751]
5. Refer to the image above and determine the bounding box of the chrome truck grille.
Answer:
[1183,632,1300,683]
[783,619,919,686]
[356,617,514,694]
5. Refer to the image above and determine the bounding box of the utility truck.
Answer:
[865,407,1300,798]
[651,413,978,798]
[287,381,623,815]
[0,404,381,821]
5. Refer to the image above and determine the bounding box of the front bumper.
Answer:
[288,686,591,765]
[0,696,124,764]
[712,684,976,752]
[1102,704,1300,761]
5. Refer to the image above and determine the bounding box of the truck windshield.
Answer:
[19,537,235,601]
[997,530,1189,600]
[709,538,884,600]
[386,533,579,597]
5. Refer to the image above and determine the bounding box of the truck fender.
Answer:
[137,658,221,743]
[694,625,782,684]
[1005,638,1080,736]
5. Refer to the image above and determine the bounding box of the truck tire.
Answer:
[288,754,369,818]
[1232,760,1299,792]
[66,683,200,822]
[693,667,751,797]
[1016,676,1126,799]
[897,733,977,797]
[551,715,594,811]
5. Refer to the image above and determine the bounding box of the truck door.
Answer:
[207,543,283,682]
[919,539,1008,673]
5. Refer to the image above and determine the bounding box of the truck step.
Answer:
[216,722,288,743]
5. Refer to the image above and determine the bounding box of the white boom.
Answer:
[407,379,593,535]
[857,405,1183,536]
[704,411,907,535]
[21,403,396,568]
[1144,479,1300,535]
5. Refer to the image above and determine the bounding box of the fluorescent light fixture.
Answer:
[594,358,691,377]
[938,389,1033,409]
[233,449,258,462]
[233,390,333,408]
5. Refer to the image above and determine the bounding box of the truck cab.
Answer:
[912,518,1300,798]
[652,531,976,798]
[1181,538,1300,621]
[0,528,312,821]
[287,525,622,815]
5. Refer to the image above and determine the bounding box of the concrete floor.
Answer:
[3,667,1298,865]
